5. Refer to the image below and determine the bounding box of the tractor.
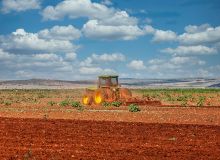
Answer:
[82,75,161,106]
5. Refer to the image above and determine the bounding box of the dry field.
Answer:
[0,89,219,159]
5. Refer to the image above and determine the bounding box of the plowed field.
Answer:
[0,89,220,159]
[0,117,219,160]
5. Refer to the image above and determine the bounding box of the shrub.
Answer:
[71,101,81,108]
[4,101,12,106]
[59,100,69,107]
[128,104,140,112]
[102,102,111,107]
[48,101,56,106]
[70,101,84,111]
[111,101,122,107]
[177,95,188,101]
[181,100,188,107]
[197,96,205,107]
[38,94,45,98]
[77,105,84,111]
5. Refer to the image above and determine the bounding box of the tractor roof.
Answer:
[98,75,118,78]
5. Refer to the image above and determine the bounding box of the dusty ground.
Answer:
[0,106,220,126]
[0,89,219,159]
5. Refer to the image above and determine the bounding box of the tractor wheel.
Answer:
[119,88,132,99]
[82,94,92,105]
[93,89,108,105]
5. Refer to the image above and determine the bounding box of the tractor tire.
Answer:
[93,89,107,105]
[119,88,132,99]
[82,94,93,105]
[93,88,115,105]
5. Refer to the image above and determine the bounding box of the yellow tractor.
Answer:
[82,75,161,106]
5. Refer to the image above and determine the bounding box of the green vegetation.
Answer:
[70,101,84,111]
[48,101,56,106]
[128,104,140,112]
[134,88,220,107]
[111,101,122,107]
[102,101,122,107]
[59,100,69,107]
[102,102,111,107]
[197,96,206,107]
[4,100,12,106]
[71,101,81,108]
[0,88,219,110]
[135,88,220,94]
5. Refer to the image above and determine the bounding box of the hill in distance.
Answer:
[0,78,220,89]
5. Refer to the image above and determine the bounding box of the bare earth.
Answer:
[0,117,219,160]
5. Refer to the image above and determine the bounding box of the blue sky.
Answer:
[0,0,220,80]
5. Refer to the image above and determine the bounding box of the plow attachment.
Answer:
[121,97,162,106]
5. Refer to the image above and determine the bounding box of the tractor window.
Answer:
[111,77,117,85]
[100,79,106,86]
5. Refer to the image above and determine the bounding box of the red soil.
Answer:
[0,106,220,126]
[0,117,219,160]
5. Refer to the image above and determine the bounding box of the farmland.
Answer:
[0,89,220,159]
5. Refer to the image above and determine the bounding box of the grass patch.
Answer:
[48,101,56,106]
[197,96,206,107]
[128,104,140,112]
[111,101,122,107]
[59,100,69,107]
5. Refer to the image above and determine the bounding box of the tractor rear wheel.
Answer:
[93,89,109,105]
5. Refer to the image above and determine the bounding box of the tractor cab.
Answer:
[98,75,119,88]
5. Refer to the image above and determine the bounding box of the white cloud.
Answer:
[99,11,137,26]
[82,20,144,40]
[80,53,125,67]
[0,49,15,60]
[153,30,177,42]
[42,0,114,20]
[144,24,220,46]
[101,0,113,6]
[0,50,78,79]
[161,45,217,56]
[148,59,164,65]
[15,70,33,79]
[41,0,143,41]
[144,25,155,34]
[79,67,116,75]
[145,56,206,77]
[38,25,81,40]
[42,0,137,25]
[32,53,61,61]
[0,28,78,54]
[79,67,102,74]
[184,24,211,33]
[179,25,220,45]
[127,60,146,70]
[147,58,180,71]
[80,57,93,67]
[144,18,152,24]
[170,56,205,65]
[64,52,77,61]
[91,53,125,62]
[1,0,41,13]
[144,25,177,42]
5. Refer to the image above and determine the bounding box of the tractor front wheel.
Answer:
[82,94,92,105]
